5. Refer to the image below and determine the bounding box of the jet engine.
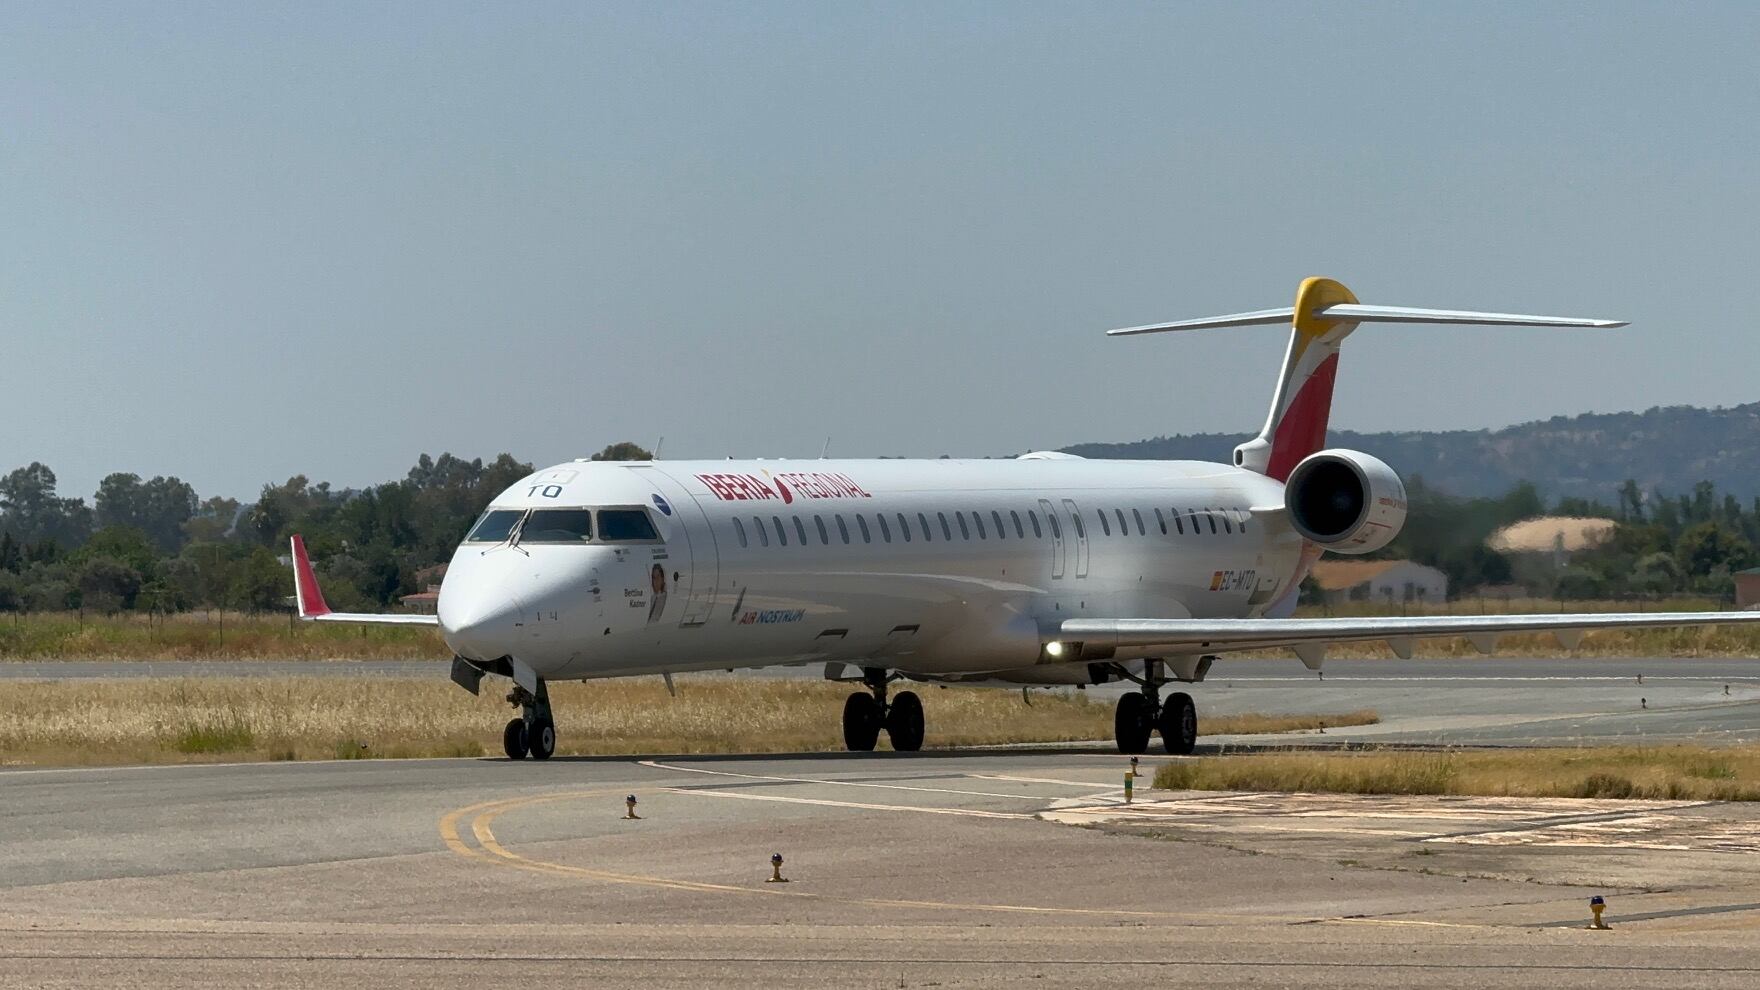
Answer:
[1282,449,1407,554]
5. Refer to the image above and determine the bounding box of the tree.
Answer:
[76,557,143,613]
[183,496,241,544]
[0,531,19,573]
[1675,522,1753,579]
[74,526,160,580]
[95,473,198,553]
[231,547,290,612]
[589,442,654,462]
[0,463,93,549]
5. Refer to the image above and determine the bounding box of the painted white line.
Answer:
[968,773,1121,788]
[637,759,1049,800]
[664,787,1033,820]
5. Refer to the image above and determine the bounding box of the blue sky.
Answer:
[5,2,1758,500]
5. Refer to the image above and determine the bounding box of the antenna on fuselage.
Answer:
[820,436,832,459]
[652,435,664,459]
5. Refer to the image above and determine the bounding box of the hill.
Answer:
[1061,402,1760,500]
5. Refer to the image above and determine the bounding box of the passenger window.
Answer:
[938,511,953,541]
[857,515,872,543]
[918,512,933,542]
[991,510,1007,539]
[814,515,829,545]
[1047,513,1061,539]
[1153,508,1167,535]
[733,516,748,548]
[1130,508,1144,535]
[1070,512,1085,539]
[1011,510,1025,538]
[972,511,987,539]
[1172,509,1184,535]
[1096,509,1111,536]
[1206,510,1218,535]
[1116,508,1129,535]
[1221,512,1233,534]
[957,512,971,540]
[793,516,808,545]
[896,512,912,542]
[754,516,769,547]
[836,514,851,544]
[877,514,892,542]
[1186,509,1200,537]
[466,509,524,543]
[772,516,788,546]
[521,508,594,544]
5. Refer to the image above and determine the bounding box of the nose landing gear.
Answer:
[842,667,924,752]
[503,679,556,760]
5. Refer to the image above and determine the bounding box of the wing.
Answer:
[1059,611,1760,669]
[290,535,441,626]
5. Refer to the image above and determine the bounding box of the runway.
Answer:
[8,747,1760,988]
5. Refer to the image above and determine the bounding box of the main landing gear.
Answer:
[503,679,557,761]
[842,667,924,753]
[1112,661,1198,756]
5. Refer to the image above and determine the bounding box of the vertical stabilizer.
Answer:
[1232,277,1361,480]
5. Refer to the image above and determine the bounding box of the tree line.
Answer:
[1376,476,1760,600]
[0,444,649,615]
[1,450,1751,614]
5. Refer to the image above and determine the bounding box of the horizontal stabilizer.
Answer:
[1313,304,1625,328]
[1108,302,1625,336]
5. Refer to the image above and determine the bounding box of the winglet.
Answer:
[290,535,331,619]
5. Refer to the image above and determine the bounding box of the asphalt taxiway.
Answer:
[8,745,1760,988]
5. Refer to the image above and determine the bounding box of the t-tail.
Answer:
[1108,276,1627,480]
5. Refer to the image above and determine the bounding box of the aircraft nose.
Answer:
[439,592,523,662]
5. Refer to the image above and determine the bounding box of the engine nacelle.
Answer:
[1283,449,1407,554]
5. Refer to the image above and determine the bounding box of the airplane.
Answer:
[289,276,1760,761]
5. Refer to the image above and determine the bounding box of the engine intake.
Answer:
[1283,449,1407,554]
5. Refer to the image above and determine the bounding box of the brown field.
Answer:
[1154,746,1760,801]
[0,675,1374,766]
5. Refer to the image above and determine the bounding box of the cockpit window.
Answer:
[465,509,524,543]
[520,509,594,543]
[598,508,660,542]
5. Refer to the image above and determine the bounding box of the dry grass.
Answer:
[0,611,446,661]
[0,675,1375,766]
[1153,746,1760,801]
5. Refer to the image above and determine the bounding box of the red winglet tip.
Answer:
[290,535,331,618]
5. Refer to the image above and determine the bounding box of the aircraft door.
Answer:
[1061,498,1090,579]
[627,466,721,627]
[1038,498,1065,580]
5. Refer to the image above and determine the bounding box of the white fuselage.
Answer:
[436,457,1305,683]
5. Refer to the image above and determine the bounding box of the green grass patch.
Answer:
[1153,745,1760,801]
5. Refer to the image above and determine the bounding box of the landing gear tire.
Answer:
[528,717,557,760]
[1114,693,1153,755]
[843,692,882,752]
[502,717,529,760]
[885,690,925,752]
[1158,691,1197,755]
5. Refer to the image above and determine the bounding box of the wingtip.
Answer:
[289,535,331,618]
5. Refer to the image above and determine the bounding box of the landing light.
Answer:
[1043,641,1065,658]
